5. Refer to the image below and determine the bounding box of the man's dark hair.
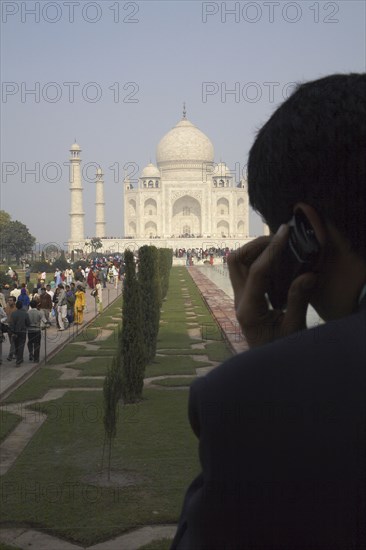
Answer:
[248,73,366,260]
[16,301,22,309]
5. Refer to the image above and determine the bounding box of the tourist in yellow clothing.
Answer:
[74,285,86,325]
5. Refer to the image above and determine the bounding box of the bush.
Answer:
[0,271,13,287]
[31,261,53,273]
[53,258,70,271]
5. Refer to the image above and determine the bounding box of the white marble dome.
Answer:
[156,118,214,167]
[70,142,81,151]
[141,163,160,178]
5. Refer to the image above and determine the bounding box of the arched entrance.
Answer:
[172,195,201,236]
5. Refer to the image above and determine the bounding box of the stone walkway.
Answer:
[0,285,122,401]
[0,268,240,550]
[0,525,177,550]
[188,266,249,354]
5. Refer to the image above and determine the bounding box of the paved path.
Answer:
[0,284,122,402]
[188,265,249,354]
[0,525,177,550]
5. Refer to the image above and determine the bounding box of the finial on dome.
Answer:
[182,102,186,119]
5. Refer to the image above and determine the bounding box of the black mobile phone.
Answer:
[266,210,321,310]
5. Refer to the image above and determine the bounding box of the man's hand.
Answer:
[228,224,318,348]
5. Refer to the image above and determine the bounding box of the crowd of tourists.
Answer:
[0,259,125,366]
[174,246,232,265]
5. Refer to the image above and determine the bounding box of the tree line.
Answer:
[102,246,173,477]
[0,210,36,264]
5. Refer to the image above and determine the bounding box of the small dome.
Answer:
[70,143,81,151]
[213,162,231,177]
[141,163,160,178]
[156,118,214,167]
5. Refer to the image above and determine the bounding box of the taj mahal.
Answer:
[68,108,260,255]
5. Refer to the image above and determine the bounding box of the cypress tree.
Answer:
[139,245,162,364]
[120,250,145,403]
[102,357,122,479]
[158,248,173,300]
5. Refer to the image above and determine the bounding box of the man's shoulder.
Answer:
[193,309,366,400]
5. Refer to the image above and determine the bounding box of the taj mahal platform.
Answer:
[70,236,254,256]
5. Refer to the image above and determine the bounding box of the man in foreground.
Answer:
[171,73,366,549]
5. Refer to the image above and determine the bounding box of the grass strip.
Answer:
[152,377,196,387]
[145,355,210,378]
[0,409,22,442]
[4,368,103,404]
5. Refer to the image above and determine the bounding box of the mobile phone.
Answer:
[266,210,321,310]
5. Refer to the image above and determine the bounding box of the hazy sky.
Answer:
[1,0,365,249]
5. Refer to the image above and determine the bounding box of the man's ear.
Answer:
[293,202,327,246]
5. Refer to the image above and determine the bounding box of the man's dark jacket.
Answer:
[171,301,366,550]
[9,308,30,335]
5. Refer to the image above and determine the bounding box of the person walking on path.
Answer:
[9,301,30,365]
[27,300,43,362]
[66,284,75,325]
[74,285,86,325]
[17,288,30,310]
[56,284,67,331]
[4,296,16,361]
[74,266,85,283]
[54,268,62,286]
[65,267,74,285]
[0,305,7,365]
[94,279,103,314]
[112,265,119,289]
[39,288,52,325]
[87,268,96,289]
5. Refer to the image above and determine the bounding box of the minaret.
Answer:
[95,167,106,238]
[69,142,84,245]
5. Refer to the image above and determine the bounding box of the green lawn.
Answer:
[152,377,196,387]
[1,390,199,546]
[0,410,22,442]
[0,266,232,546]
[3,368,103,404]
[145,355,210,378]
